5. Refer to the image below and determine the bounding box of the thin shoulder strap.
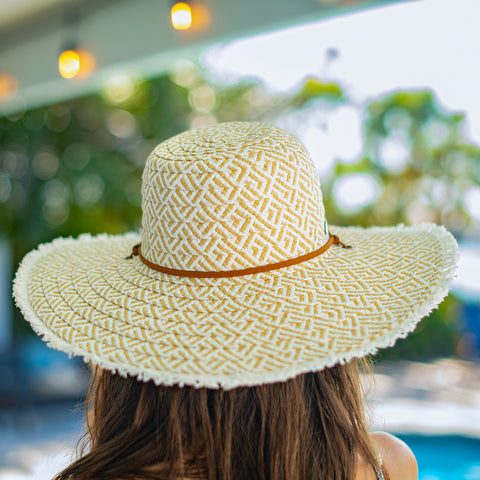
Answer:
[373,453,391,480]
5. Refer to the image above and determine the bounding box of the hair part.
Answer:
[56,360,378,480]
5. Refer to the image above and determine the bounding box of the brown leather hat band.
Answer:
[126,234,351,278]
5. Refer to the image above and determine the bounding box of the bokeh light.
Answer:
[245,86,270,107]
[378,133,410,173]
[171,2,192,30]
[102,73,139,104]
[328,105,363,163]
[334,173,381,212]
[0,72,18,101]
[1,151,28,179]
[170,59,200,88]
[74,174,105,208]
[45,105,71,133]
[58,50,80,79]
[58,48,95,80]
[41,179,70,226]
[188,85,216,112]
[383,106,411,132]
[422,118,449,148]
[106,109,138,138]
[32,150,59,180]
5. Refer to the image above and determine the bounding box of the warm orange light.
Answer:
[58,48,95,79]
[59,50,80,79]
[76,48,96,78]
[190,2,210,30]
[171,2,192,30]
[0,72,18,100]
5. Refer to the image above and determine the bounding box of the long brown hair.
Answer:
[56,360,378,480]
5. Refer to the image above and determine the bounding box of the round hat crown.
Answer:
[141,121,329,272]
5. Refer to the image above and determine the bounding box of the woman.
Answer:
[14,122,456,479]
[52,364,416,480]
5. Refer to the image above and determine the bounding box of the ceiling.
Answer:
[0,0,408,115]
[0,0,72,31]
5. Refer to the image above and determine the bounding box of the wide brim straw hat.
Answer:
[13,121,458,389]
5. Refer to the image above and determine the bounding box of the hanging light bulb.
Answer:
[171,1,192,30]
[58,46,95,80]
[58,48,80,79]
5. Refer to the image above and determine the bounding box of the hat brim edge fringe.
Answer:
[12,223,459,390]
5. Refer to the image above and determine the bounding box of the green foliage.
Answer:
[372,297,462,362]
[322,89,480,236]
[1,67,478,359]
[1,78,181,262]
[298,78,344,103]
[368,90,436,126]
[0,74,257,264]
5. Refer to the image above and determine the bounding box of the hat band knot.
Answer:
[126,234,351,278]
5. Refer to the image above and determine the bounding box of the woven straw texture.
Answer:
[13,122,458,389]
[141,122,328,271]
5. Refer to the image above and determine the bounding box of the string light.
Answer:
[171,1,192,30]
[58,49,80,79]
[58,46,95,80]
[58,10,95,80]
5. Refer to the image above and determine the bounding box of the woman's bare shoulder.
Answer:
[371,431,418,480]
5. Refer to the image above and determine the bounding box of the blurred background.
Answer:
[1,0,480,479]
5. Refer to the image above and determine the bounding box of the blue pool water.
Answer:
[398,434,480,480]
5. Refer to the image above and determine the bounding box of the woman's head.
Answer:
[57,359,377,480]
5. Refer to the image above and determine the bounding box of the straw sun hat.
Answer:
[13,121,458,389]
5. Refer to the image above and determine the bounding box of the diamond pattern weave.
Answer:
[13,122,458,389]
[141,122,328,271]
